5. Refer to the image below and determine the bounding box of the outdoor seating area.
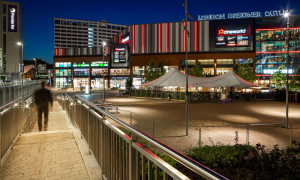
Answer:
[94,100,119,113]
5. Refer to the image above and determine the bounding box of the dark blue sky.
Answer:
[11,0,300,64]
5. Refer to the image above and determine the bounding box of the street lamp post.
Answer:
[103,41,107,102]
[17,42,23,84]
[284,10,290,129]
[33,58,37,79]
[182,0,194,136]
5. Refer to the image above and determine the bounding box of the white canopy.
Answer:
[141,68,260,88]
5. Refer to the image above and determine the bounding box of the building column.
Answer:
[108,58,110,88]
[214,59,217,76]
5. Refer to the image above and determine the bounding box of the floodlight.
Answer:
[284,13,289,17]
[17,42,22,45]
[103,41,107,46]
[188,14,194,20]
[182,2,186,6]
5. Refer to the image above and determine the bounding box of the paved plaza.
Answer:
[84,91,300,151]
[0,101,101,180]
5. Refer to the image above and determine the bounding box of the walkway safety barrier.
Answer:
[58,94,228,180]
[0,82,40,106]
[0,95,36,165]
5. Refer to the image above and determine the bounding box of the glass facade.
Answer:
[255,16,300,75]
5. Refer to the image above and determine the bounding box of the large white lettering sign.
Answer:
[8,5,17,32]
[198,10,288,21]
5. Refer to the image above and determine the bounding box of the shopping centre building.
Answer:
[53,12,300,89]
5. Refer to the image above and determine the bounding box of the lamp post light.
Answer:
[102,41,107,102]
[17,42,23,84]
[284,10,290,129]
[182,0,194,136]
[33,58,37,79]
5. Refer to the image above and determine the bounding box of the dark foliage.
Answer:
[180,141,300,180]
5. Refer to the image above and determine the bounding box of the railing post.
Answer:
[199,127,201,145]
[152,121,154,138]
[87,107,91,155]
[246,125,249,144]
[130,112,132,126]
[290,123,292,145]
[129,137,137,180]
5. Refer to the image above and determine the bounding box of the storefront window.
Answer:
[55,78,71,88]
[55,62,71,67]
[216,67,233,75]
[74,68,89,76]
[198,59,214,65]
[110,69,130,76]
[217,59,233,65]
[92,68,108,76]
[180,60,196,65]
[111,78,127,88]
[55,69,71,76]
[133,66,145,75]
[203,68,214,75]
[236,58,253,64]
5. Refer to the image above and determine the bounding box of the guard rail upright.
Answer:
[0,95,36,165]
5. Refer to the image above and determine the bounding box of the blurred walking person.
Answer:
[34,81,53,131]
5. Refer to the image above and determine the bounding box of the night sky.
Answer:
[9,0,300,64]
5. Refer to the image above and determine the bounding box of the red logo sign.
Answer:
[218,29,225,35]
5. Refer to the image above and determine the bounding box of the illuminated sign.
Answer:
[115,48,125,51]
[198,10,288,20]
[216,42,226,46]
[113,47,127,63]
[216,26,250,48]
[217,37,225,41]
[218,28,247,36]
[8,5,17,32]
[121,36,129,43]
[237,35,249,40]
[227,36,237,41]
[237,40,248,46]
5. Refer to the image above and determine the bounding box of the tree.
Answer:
[271,65,286,90]
[291,66,300,91]
[190,62,206,77]
[125,78,133,94]
[233,63,241,74]
[145,60,166,82]
[233,63,257,83]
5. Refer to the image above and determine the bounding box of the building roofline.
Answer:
[54,17,128,27]
[3,0,23,11]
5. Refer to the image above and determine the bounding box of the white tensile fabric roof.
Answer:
[141,68,260,88]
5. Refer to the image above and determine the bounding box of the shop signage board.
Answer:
[198,10,288,21]
[8,5,17,32]
[216,26,250,48]
[113,48,127,63]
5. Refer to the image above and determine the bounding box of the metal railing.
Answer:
[0,95,36,165]
[59,94,228,180]
[0,83,40,106]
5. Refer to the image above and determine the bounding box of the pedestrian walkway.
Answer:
[0,101,101,180]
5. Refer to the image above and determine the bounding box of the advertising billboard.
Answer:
[215,26,249,47]
[8,5,17,32]
[113,48,127,63]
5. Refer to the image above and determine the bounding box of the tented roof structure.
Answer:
[141,68,260,88]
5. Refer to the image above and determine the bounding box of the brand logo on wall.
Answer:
[115,48,126,51]
[121,36,129,43]
[8,5,17,32]
[218,28,247,36]
[237,35,249,41]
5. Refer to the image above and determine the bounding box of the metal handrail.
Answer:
[73,94,228,180]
